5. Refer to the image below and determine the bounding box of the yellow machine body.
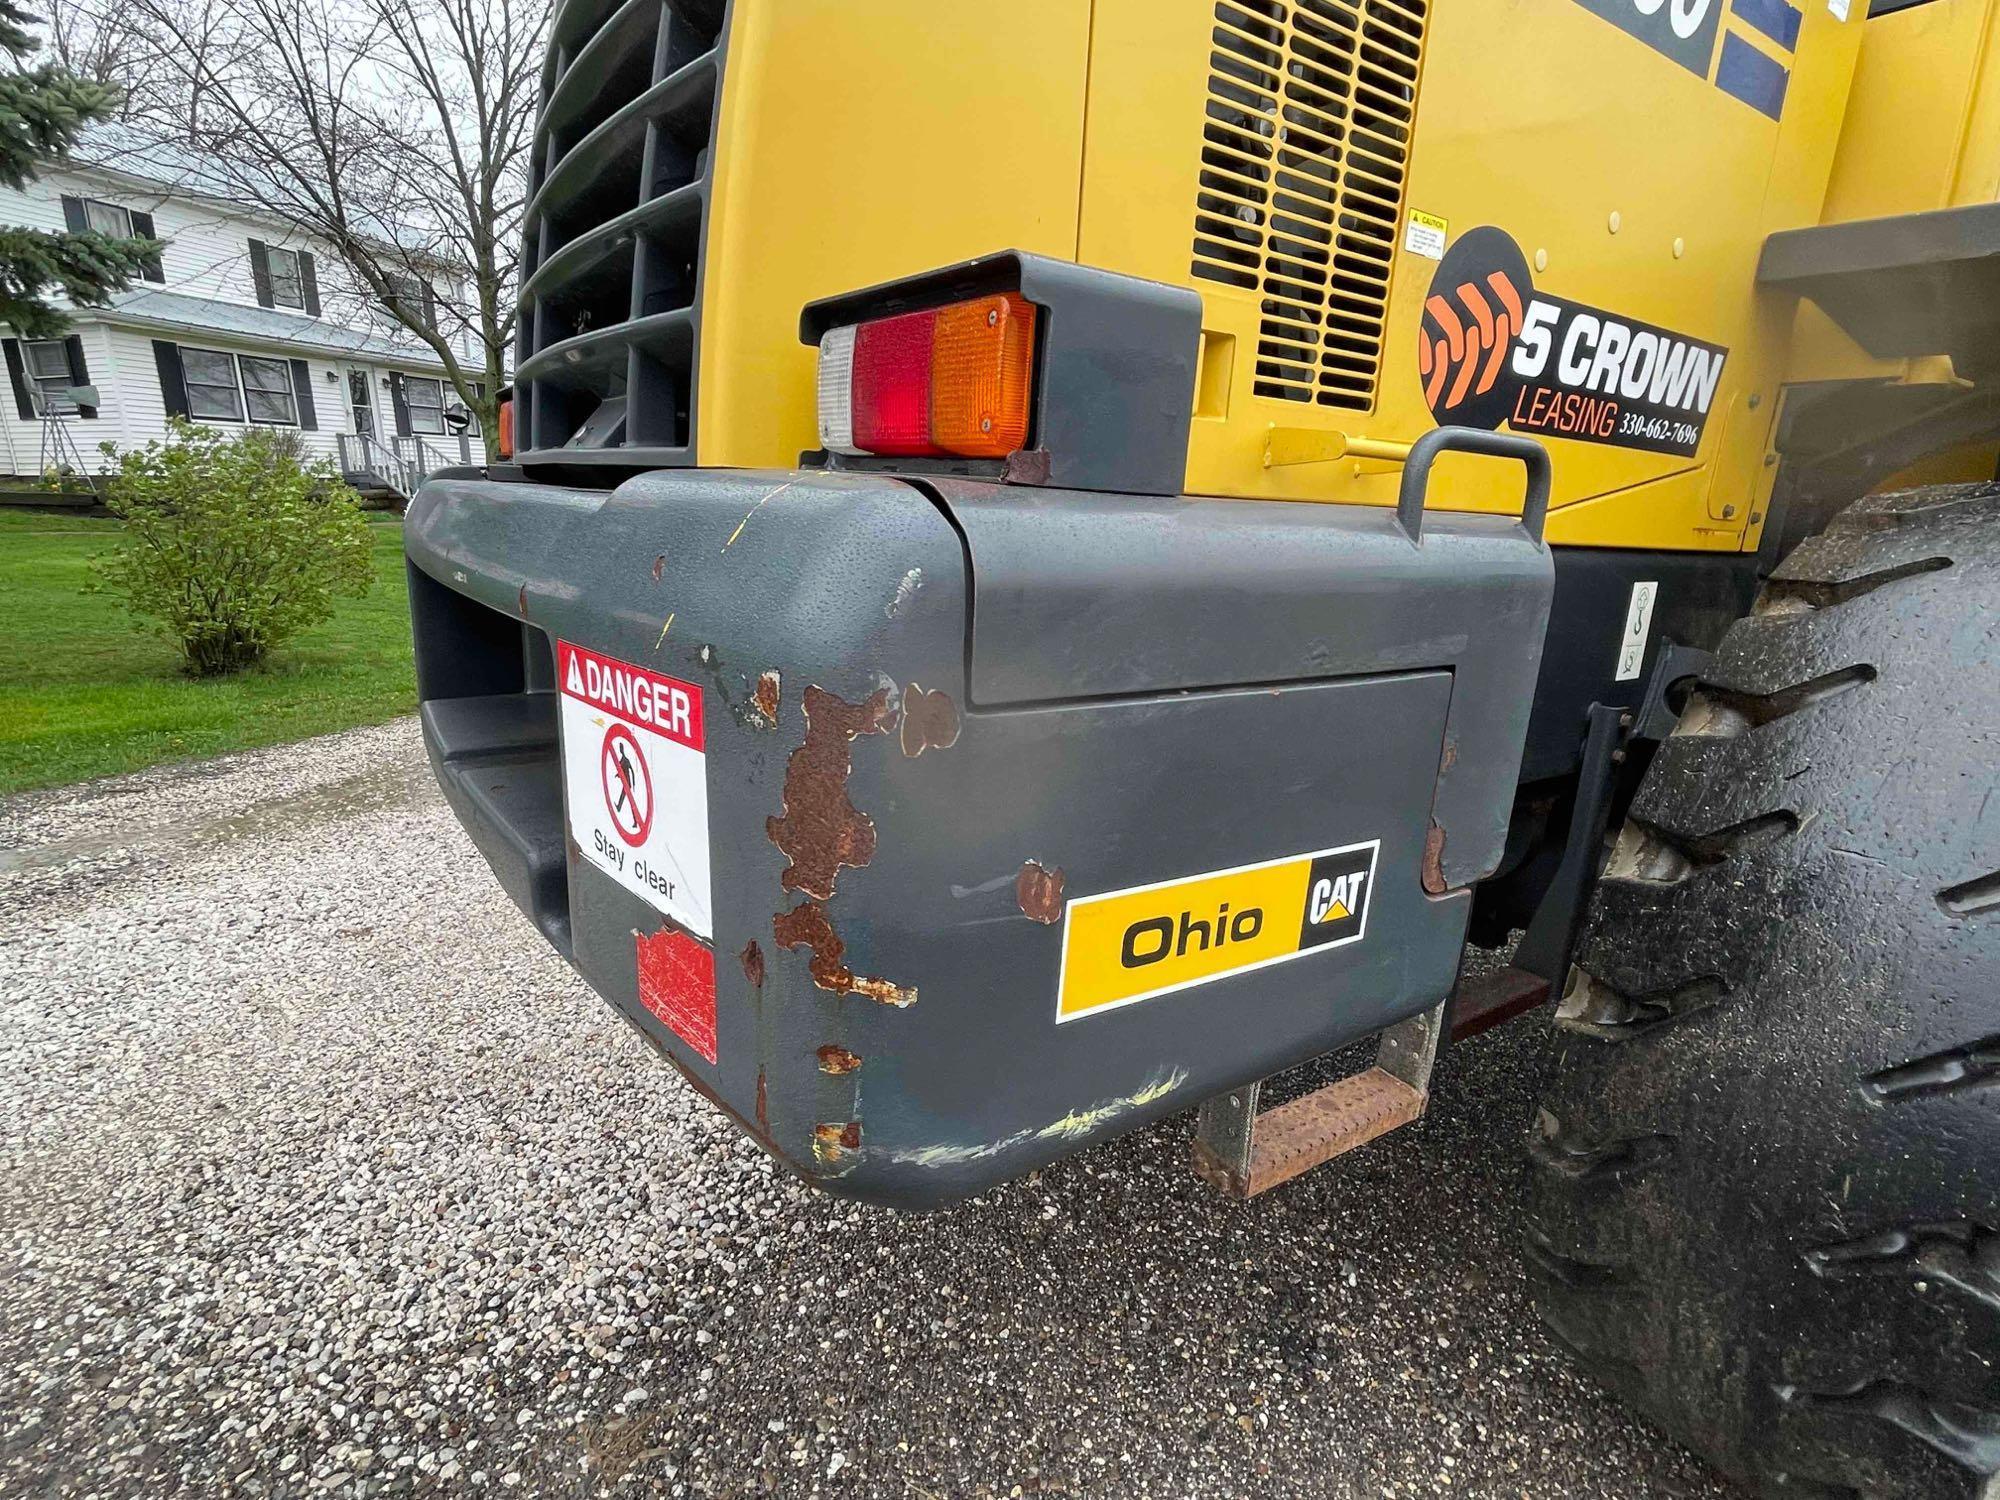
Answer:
[693,0,2000,552]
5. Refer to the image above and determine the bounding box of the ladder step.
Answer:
[1193,1067,1426,1199]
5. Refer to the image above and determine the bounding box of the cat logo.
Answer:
[1310,870,1363,926]
[1056,840,1380,1022]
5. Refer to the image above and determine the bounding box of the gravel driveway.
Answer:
[1,719,1730,1498]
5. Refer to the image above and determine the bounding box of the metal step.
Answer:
[1189,1001,1445,1199]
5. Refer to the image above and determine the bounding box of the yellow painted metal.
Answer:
[1820,0,2000,224]
[691,0,2000,554]
[1778,0,2000,394]
[1072,0,1861,548]
[694,0,1089,469]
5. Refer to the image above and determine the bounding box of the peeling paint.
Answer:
[722,479,798,551]
[880,1069,1189,1167]
[739,939,765,988]
[773,901,917,1007]
[886,567,924,618]
[766,686,896,900]
[812,1120,862,1164]
[816,1044,862,1076]
[694,646,781,732]
[1015,861,1066,924]
[899,684,961,758]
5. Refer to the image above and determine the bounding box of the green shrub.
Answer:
[91,421,374,677]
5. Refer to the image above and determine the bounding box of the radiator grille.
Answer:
[513,0,728,465]
[1189,0,1428,413]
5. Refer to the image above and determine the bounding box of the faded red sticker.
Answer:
[635,925,717,1064]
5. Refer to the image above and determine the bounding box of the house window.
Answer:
[266,246,304,310]
[403,375,444,434]
[181,347,244,422]
[383,274,434,330]
[24,339,73,411]
[179,349,298,426]
[240,355,298,425]
[84,199,133,237]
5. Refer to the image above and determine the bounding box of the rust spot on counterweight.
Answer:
[899,684,960,757]
[813,1120,862,1163]
[1016,861,1066,924]
[651,553,666,583]
[817,1044,862,1075]
[753,670,781,726]
[766,686,897,900]
[773,901,916,1007]
[739,939,765,988]
[1422,821,1449,896]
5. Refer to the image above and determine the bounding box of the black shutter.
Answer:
[289,358,317,430]
[60,195,87,233]
[152,340,189,418]
[128,210,164,282]
[248,239,273,307]
[62,335,95,418]
[300,252,320,316]
[2,339,33,418]
[420,282,437,331]
[388,372,411,436]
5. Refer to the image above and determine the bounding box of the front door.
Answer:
[346,367,375,438]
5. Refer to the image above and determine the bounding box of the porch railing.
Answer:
[336,431,477,497]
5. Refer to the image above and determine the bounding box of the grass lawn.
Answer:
[0,508,416,796]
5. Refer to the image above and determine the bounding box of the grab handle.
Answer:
[1396,426,1551,546]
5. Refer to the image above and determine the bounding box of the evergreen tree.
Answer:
[0,0,155,337]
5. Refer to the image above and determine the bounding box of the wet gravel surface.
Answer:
[0,720,1732,1498]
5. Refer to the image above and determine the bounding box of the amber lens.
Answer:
[929,293,1036,459]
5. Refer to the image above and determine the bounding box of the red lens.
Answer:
[851,309,937,455]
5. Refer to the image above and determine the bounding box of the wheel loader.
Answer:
[404,0,2000,1491]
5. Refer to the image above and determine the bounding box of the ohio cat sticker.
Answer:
[1055,842,1379,1023]
[1418,226,1728,458]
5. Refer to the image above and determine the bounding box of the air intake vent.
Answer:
[1190,0,1428,413]
[514,0,729,466]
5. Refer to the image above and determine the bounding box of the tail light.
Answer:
[497,398,514,461]
[801,251,1202,497]
[817,293,1037,460]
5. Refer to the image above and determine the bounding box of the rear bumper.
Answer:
[406,468,1552,1207]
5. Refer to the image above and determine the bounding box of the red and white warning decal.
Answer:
[558,641,713,939]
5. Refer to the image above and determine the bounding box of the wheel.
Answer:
[1524,483,2000,1499]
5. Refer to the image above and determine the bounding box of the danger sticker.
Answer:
[1056,841,1379,1024]
[558,641,713,940]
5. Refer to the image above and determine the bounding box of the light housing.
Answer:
[802,251,1202,497]
[817,293,1037,460]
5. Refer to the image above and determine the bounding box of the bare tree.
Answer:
[52,0,547,459]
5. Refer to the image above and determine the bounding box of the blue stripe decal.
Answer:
[1731,0,1803,51]
[1716,33,1790,119]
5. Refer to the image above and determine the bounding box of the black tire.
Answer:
[1524,483,2000,1499]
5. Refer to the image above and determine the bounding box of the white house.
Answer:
[0,126,492,497]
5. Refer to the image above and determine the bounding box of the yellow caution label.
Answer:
[1056,841,1380,1024]
[1403,208,1449,260]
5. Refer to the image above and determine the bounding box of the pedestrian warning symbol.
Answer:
[558,640,712,938]
[600,722,653,846]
